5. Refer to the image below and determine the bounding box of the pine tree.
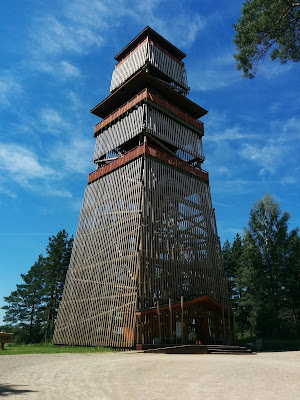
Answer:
[222,234,250,336]
[242,193,292,337]
[2,255,46,343]
[43,230,73,341]
[284,230,300,335]
[234,0,300,78]
[2,230,73,343]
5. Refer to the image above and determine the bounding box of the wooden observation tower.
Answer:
[53,27,234,348]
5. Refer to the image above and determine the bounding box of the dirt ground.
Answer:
[0,351,299,400]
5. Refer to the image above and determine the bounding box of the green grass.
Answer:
[0,342,115,355]
[237,337,300,351]
[261,338,300,352]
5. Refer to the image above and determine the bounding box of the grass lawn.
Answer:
[0,343,115,355]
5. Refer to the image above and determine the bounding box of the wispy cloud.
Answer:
[239,117,300,174]
[50,136,94,174]
[280,176,297,185]
[60,61,81,78]
[240,141,281,174]
[30,14,104,57]
[0,72,22,106]
[260,59,294,79]
[40,108,70,135]
[0,143,54,185]
[0,142,76,199]
[0,184,17,199]
[189,51,240,91]
[149,13,206,48]
[205,126,257,142]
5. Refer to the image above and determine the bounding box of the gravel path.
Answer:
[0,351,299,399]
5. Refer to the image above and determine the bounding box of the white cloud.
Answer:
[40,108,70,135]
[0,72,22,106]
[0,142,75,198]
[0,143,54,185]
[239,117,300,174]
[260,59,294,79]
[30,0,206,65]
[31,15,104,56]
[51,136,94,174]
[280,176,297,185]
[60,61,81,78]
[150,13,206,48]
[205,127,257,142]
[44,186,73,198]
[0,184,17,199]
[239,141,281,174]
[189,51,240,91]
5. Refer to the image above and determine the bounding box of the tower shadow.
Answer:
[0,384,37,397]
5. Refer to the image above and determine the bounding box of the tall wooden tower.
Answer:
[53,27,233,348]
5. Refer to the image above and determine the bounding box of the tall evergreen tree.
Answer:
[222,234,249,336]
[43,230,73,341]
[2,230,73,343]
[283,230,300,335]
[2,255,46,343]
[242,193,293,337]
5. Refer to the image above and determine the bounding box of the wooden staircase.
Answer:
[139,344,255,354]
[207,345,255,354]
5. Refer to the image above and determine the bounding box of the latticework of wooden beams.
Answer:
[54,155,230,348]
[54,27,232,349]
[93,104,204,161]
[53,158,143,347]
[139,157,229,311]
[110,40,188,92]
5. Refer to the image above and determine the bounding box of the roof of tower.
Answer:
[91,70,207,119]
[114,26,186,62]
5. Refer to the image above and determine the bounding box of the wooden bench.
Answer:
[0,332,14,350]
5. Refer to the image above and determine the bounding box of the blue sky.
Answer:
[1,0,299,324]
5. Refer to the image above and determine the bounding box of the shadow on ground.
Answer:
[0,384,37,397]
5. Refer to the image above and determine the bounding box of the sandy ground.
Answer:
[0,351,299,400]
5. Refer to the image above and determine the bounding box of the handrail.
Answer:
[88,143,209,184]
[94,89,204,135]
[94,88,148,135]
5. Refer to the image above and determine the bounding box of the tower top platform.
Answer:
[91,70,207,119]
[114,26,186,62]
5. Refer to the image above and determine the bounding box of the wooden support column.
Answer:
[181,296,184,344]
[227,308,231,344]
[169,298,172,344]
[233,313,236,345]
[157,301,161,344]
[136,314,140,345]
[221,306,227,343]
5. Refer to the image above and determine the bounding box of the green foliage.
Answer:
[222,234,250,335]
[234,0,300,77]
[2,230,73,343]
[0,343,114,355]
[223,193,300,339]
[43,230,73,341]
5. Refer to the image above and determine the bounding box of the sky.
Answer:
[0,0,299,324]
